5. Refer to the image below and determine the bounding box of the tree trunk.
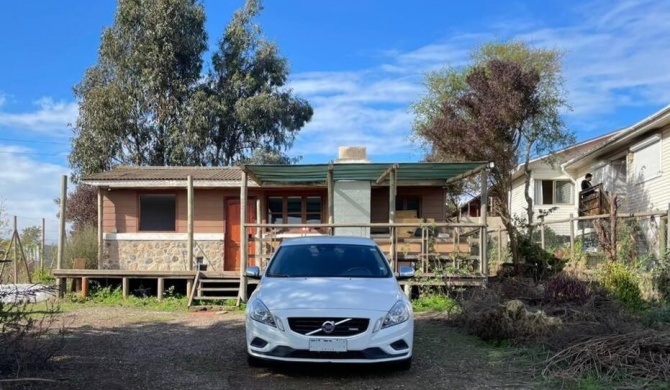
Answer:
[522,142,534,236]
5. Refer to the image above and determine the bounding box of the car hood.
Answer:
[254,277,404,312]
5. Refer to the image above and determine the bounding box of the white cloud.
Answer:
[289,0,670,160]
[0,144,69,241]
[0,97,78,135]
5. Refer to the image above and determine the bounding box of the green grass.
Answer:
[411,294,460,313]
[58,286,189,312]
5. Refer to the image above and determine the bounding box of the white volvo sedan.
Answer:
[245,236,414,369]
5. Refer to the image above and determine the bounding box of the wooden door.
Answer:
[225,199,257,271]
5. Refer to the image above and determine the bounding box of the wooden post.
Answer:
[569,213,575,253]
[41,218,45,272]
[255,198,261,267]
[479,169,489,276]
[540,216,546,250]
[13,216,18,284]
[239,170,249,303]
[81,277,89,298]
[661,215,667,257]
[327,165,334,235]
[122,277,129,298]
[97,189,103,269]
[187,176,194,271]
[57,175,67,273]
[157,277,164,300]
[389,168,397,270]
[497,228,502,263]
[666,204,670,256]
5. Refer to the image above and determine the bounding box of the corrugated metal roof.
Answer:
[245,162,488,184]
[83,166,243,181]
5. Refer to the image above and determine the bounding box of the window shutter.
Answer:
[633,139,661,183]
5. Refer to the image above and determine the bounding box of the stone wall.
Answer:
[103,240,225,271]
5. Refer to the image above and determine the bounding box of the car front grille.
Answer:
[287,317,370,336]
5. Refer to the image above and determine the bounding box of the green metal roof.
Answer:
[243,162,489,185]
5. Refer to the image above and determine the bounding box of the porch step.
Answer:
[193,296,237,301]
[199,287,239,292]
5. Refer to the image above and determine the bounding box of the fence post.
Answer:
[497,228,502,263]
[665,203,670,256]
[569,213,575,253]
[661,211,667,257]
[540,216,546,250]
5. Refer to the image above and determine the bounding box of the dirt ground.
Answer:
[10,307,540,390]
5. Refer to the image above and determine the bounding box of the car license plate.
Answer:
[309,338,347,352]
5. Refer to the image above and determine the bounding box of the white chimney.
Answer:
[334,146,370,163]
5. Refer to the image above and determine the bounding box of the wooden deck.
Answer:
[52,269,257,301]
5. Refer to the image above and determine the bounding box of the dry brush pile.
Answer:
[455,274,670,385]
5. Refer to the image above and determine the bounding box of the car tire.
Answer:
[390,356,412,371]
[247,352,264,368]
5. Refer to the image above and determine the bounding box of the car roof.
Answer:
[279,235,377,247]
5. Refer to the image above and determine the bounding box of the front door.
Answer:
[224,199,257,271]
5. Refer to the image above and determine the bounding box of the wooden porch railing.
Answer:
[579,183,610,216]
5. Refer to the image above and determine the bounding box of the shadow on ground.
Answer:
[2,310,537,390]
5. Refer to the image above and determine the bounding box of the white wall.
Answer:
[509,160,578,236]
[333,180,371,237]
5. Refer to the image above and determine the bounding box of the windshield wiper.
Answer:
[268,273,291,277]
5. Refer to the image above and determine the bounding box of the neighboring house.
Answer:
[562,104,670,215]
[508,103,670,238]
[80,146,489,273]
[508,132,622,236]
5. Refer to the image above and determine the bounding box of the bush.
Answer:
[599,262,644,310]
[0,287,64,377]
[64,225,98,269]
[544,273,591,305]
[517,234,567,281]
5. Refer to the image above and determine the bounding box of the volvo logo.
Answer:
[321,321,336,334]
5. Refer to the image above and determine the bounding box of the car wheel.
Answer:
[391,356,412,371]
[247,352,264,368]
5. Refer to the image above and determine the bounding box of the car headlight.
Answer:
[248,299,284,330]
[373,300,411,332]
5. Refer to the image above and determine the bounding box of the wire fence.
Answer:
[485,210,670,275]
[0,215,62,284]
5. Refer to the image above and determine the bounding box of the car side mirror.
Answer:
[245,266,261,280]
[396,266,415,280]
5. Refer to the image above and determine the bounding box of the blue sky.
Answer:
[1,0,669,237]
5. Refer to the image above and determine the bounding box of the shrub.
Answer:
[0,287,65,377]
[517,234,567,281]
[599,262,643,310]
[64,225,98,269]
[544,273,591,305]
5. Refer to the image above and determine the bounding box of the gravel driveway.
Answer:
[13,307,538,390]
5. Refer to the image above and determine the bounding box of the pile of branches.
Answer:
[543,330,670,383]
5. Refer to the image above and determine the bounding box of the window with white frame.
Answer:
[534,180,573,205]
[631,136,661,183]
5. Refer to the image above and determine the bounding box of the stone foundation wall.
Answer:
[103,240,225,271]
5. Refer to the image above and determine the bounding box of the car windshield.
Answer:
[265,243,392,278]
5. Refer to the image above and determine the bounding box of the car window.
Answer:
[265,243,392,278]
